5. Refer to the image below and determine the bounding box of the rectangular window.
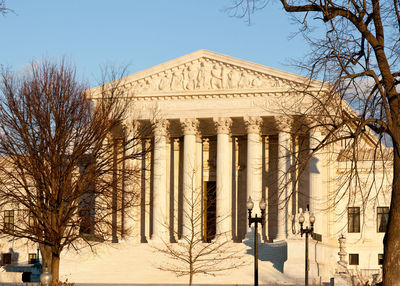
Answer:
[378,254,384,265]
[377,207,389,233]
[28,212,35,228]
[78,157,96,236]
[348,207,360,233]
[349,254,359,265]
[28,253,37,264]
[1,253,11,265]
[4,210,14,233]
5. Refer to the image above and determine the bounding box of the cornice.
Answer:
[122,90,324,101]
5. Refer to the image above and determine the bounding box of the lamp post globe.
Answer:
[246,196,254,211]
[299,213,305,224]
[40,265,52,286]
[259,198,266,210]
[309,213,315,224]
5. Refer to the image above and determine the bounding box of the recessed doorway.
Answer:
[203,181,216,242]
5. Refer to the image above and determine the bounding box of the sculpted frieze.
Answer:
[129,58,296,93]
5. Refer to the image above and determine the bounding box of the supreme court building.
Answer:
[0,50,392,285]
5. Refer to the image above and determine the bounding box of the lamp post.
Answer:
[299,209,315,286]
[247,196,266,286]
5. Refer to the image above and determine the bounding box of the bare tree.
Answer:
[152,170,246,286]
[229,1,400,284]
[0,59,148,285]
[0,0,11,16]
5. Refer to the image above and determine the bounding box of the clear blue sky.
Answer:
[0,1,309,86]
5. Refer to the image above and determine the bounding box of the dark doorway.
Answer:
[204,181,216,242]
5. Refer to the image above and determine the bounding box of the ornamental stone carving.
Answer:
[214,117,232,134]
[127,57,294,94]
[153,119,169,137]
[244,116,262,134]
[180,118,199,135]
[274,116,293,133]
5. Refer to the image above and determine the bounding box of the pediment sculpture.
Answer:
[128,57,298,93]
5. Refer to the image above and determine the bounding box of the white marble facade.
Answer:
[0,50,392,285]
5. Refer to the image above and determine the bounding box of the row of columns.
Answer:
[149,116,323,241]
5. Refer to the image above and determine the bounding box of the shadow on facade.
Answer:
[244,238,287,273]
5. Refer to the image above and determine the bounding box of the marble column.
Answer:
[180,118,199,238]
[276,117,292,241]
[124,122,140,238]
[309,128,323,234]
[244,116,263,231]
[151,119,169,240]
[214,117,232,237]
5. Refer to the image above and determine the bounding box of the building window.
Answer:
[78,157,96,236]
[348,207,360,233]
[377,207,389,233]
[378,254,384,265]
[1,253,11,265]
[4,210,14,233]
[28,253,37,264]
[28,212,35,228]
[349,254,359,265]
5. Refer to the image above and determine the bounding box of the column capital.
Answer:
[213,117,232,134]
[180,118,199,135]
[274,116,293,133]
[244,116,262,134]
[153,119,169,137]
[124,121,140,138]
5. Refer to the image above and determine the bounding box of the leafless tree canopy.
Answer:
[230,0,399,284]
[0,0,12,16]
[0,60,145,284]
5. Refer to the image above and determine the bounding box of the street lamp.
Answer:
[299,209,315,286]
[40,264,52,286]
[247,196,266,286]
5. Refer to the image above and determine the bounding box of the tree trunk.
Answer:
[51,254,60,286]
[383,142,400,285]
[189,263,193,286]
[39,245,61,286]
[40,245,52,270]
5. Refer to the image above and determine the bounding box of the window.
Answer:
[4,210,14,233]
[28,253,37,264]
[1,253,11,265]
[78,157,96,236]
[348,207,360,233]
[28,212,35,228]
[349,254,359,265]
[378,254,384,265]
[377,207,389,233]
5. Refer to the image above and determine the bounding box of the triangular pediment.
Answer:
[107,50,324,96]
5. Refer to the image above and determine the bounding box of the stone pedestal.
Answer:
[284,238,327,283]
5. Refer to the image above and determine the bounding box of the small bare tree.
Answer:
[0,59,148,285]
[152,170,246,286]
